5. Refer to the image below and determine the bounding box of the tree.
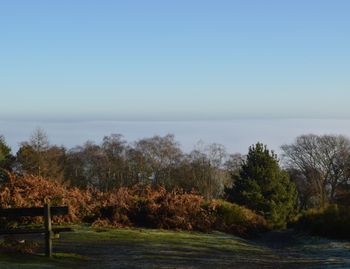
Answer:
[132,134,183,188]
[224,153,245,193]
[101,134,128,188]
[0,135,14,171]
[65,141,109,190]
[225,153,245,176]
[226,143,297,228]
[281,134,350,208]
[186,142,230,199]
[187,148,213,198]
[17,128,50,177]
[16,128,66,182]
[0,135,11,162]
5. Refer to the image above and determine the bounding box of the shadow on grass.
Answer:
[0,252,88,269]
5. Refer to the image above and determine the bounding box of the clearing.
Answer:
[0,227,349,269]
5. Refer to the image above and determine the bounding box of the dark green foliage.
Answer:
[226,143,298,228]
[0,169,10,185]
[0,137,10,161]
[0,136,14,171]
[211,199,268,236]
[294,205,350,239]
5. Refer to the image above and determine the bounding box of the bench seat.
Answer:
[0,227,73,235]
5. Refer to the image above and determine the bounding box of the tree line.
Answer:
[0,128,239,199]
[1,128,350,227]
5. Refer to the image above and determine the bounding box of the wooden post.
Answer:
[44,204,52,258]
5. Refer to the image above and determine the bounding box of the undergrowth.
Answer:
[0,173,268,237]
[294,204,350,239]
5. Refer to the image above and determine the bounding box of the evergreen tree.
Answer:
[226,143,297,228]
[0,135,14,171]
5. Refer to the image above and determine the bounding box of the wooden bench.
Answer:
[0,204,72,257]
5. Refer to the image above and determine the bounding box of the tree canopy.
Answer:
[226,143,297,228]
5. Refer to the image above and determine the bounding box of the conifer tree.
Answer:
[226,143,297,228]
[0,135,14,171]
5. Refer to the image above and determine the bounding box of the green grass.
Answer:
[1,227,350,268]
[0,227,272,269]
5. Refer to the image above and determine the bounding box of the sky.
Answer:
[1,0,350,121]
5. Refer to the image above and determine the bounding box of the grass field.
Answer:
[1,227,349,269]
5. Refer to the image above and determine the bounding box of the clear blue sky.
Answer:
[1,0,349,121]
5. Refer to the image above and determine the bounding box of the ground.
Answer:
[0,227,349,269]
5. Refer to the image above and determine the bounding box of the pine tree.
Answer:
[0,135,14,171]
[226,143,297,228]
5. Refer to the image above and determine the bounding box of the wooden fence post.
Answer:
[44,204,52,258]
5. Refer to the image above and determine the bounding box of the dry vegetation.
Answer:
[0,173,267,237]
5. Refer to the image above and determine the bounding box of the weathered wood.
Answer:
[0,204,70,257]
[0,206,68,217]
[0,227,73,235]
[44,204,52,258]
[0,228,46,235]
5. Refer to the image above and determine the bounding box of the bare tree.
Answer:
[187,142,229,199]
[225,153,244,175]
[102,134,128,188]
[132,134,183,188]
[30,127,49,177]
[30,127,49,153]
[281,134,350,208]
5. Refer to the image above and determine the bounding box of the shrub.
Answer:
[209,200,268,237]
[294,204,350,239]
[0,173,268,237]
[0,173,90,225]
